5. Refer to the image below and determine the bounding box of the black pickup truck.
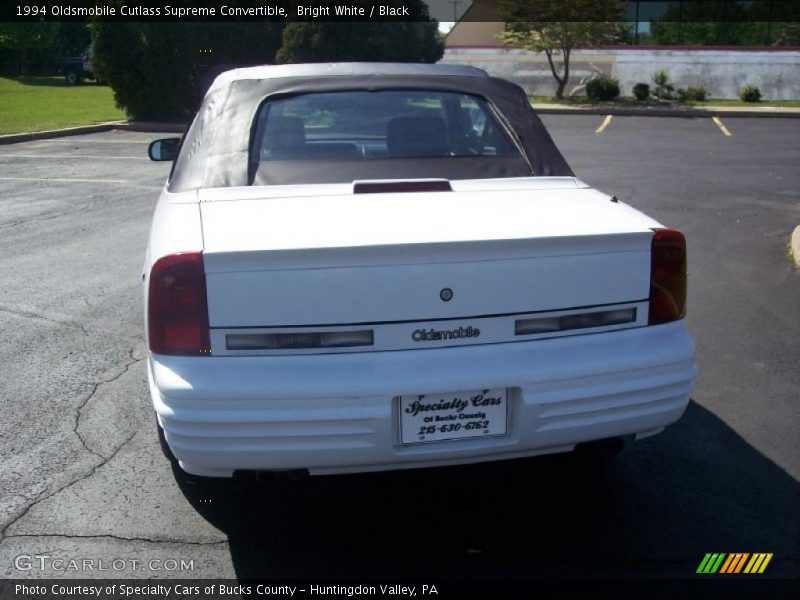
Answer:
[60,45,95,85]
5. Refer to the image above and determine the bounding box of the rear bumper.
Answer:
[149,321,696,477]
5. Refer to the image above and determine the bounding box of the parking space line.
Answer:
[595,115,613,135]
[711,116,732,136]
[0,176,128,183]
[0,153,146,160]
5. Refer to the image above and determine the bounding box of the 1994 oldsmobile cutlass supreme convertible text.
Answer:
[145,63,696,478]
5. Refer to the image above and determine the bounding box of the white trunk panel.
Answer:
[199,185,657,328]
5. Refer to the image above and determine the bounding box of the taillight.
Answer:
[148,252,211,355]
[649,228,687,325]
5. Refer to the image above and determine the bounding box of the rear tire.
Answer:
[65,70,80,85]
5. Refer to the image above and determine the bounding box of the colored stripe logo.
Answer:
[697,553,773,574]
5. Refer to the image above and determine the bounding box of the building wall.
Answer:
[444,22,504,48]
[443,0,503,47]
[441,47,800,100]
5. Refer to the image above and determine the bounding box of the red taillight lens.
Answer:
[148,252,211,355]
[649,228,687,325]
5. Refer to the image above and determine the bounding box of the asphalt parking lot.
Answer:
[0,116,798,581]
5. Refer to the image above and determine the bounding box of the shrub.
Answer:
[632,82,650,101]
[277,20,443,64]
[677,86,708,102]
[739,84,762,102]
[652,69,675,100]
[90,23,284,120]
[586,75,621,101]
[653,70,667,86]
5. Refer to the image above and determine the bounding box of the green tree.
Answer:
[90,22,283,120]
[0,22,91,76]
[497,0,627,99]
[650,1,763,45]
[0,22,58,75]
[56,22,91,57]
[649,1,800,46]
[771,22,800,45]
[276,1,443,64]
[768,0,800,45]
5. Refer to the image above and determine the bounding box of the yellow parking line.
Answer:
[595,115,613,135]
[712,116,732,136]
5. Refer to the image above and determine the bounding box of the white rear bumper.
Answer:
[149,321,696,477]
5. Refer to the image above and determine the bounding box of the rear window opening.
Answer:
[249,89,532,185]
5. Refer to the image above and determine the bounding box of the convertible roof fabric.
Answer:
[168,62,574,192]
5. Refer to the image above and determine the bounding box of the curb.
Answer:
[791,226,800,269]
[532,105,800,118]
[0,121,128,145]
[125,121,186,133]
[0,120,186,145]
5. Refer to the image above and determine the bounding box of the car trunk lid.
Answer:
[198,181,658,336]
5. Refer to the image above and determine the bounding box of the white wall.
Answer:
[442,48,800,100]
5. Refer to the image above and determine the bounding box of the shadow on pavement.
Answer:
[173,401,799,579]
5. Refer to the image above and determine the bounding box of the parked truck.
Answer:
[60,45,95,85]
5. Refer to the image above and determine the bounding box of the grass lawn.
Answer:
[0,76,127,135]
[529,95,800,108]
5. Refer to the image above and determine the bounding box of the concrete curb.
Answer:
[532,104,800,118]
[0,120,186,145]
[0,121,128,145]
[124,121,187,133]
[791,226,800,269]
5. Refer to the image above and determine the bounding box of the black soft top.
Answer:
[168,62,573,192]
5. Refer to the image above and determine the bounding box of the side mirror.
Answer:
[148,138,180,161]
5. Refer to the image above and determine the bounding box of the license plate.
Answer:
[398,388,508,445]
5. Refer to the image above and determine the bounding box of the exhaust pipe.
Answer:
[575,436,628,455]
[249,469,310,483]
[598,436,626,454]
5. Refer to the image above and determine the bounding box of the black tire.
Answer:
[64,70,80,85]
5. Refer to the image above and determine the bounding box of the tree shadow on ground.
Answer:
[174,401,799,579]
[8,76,104,87]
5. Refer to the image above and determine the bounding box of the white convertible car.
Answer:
[145,63,696,478]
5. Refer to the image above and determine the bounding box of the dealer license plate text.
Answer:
[399,388,508,445]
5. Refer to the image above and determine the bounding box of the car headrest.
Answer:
[263,116,306,156]
[386,116,448,158]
